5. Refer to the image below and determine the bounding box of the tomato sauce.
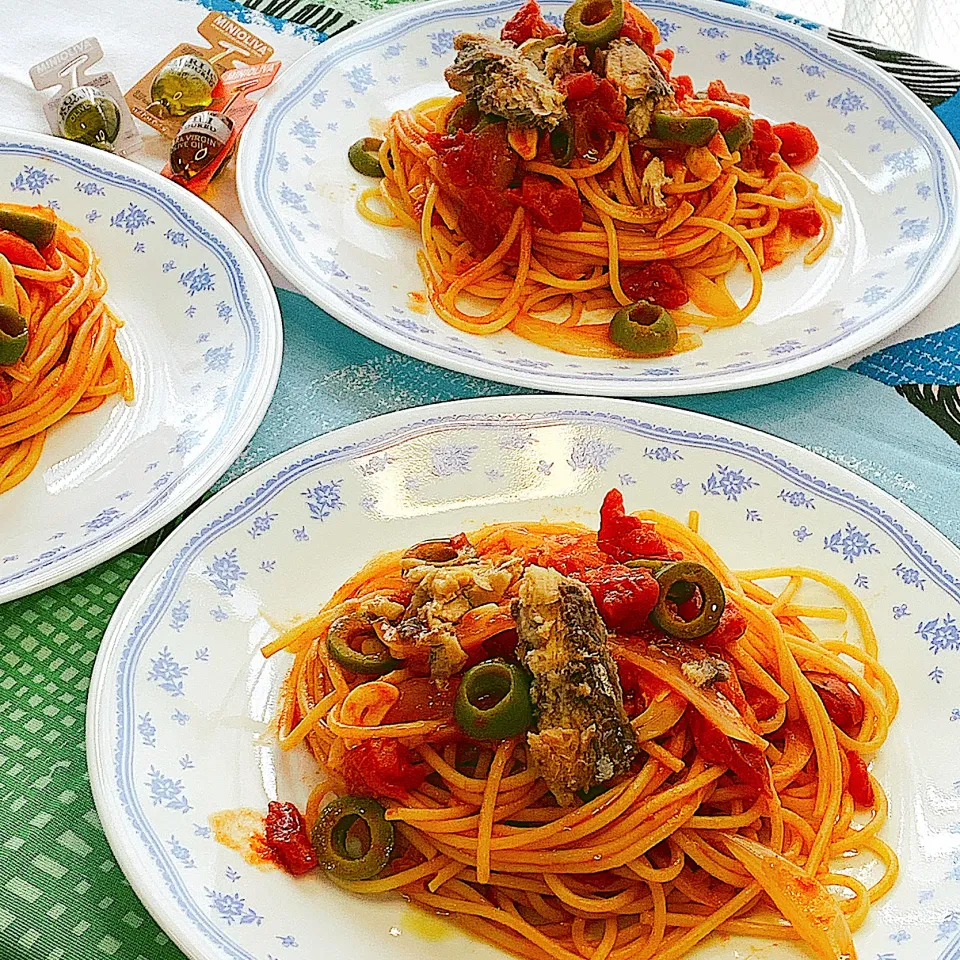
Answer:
[689,710,771,794]
[807,672,864,731]
[264,801,319,876]
[578,565,660,633]
[780,204,823,238]
[385,676,459,724]
[619,2,657,54]
[773,121,819,166]
[598,488,672,562]
[620,263,690,309]
[564,77,627,160]
[209,808,277,868]
[500,0,561,43]
[524,532,609,576]
[741,118,782,177]
[845,749,875,806]
[706,78,750,108]
[341,738,429,802]
[515,175,584,233]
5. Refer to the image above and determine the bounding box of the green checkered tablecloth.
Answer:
[0,554,194,960]
[6,0,960,958]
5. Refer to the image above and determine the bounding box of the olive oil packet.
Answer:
[162,61,281,195]
[126,12,274,139]
[30,38,141,156]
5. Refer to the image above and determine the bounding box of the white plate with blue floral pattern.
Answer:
[0,130,282,603]
[88,395,960,960]
[237,0,960,397]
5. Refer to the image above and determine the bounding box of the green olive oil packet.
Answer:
[30,38,141,156]
[125,12,274,140]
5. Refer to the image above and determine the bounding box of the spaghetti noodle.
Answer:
[352,0,840,358]
[255,488,897,960]
[0,207,133,494]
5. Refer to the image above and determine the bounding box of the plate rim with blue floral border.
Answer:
[0,128,283,603]
[87,395,960,960]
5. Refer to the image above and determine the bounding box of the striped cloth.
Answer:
[242,0,360,36]
[826,27,960,106]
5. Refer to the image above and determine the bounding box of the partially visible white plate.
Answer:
[238,0,960,396]
[0,130,282,603]
[88,396,960,960]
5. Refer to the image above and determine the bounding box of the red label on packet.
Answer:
[162,61,281,194]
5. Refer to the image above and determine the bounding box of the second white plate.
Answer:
[0,130,282,602]
[88,395,960,960]
[238,0,960,396]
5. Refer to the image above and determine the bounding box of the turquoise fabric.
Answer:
[851,323,960,385]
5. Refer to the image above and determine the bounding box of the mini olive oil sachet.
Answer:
[162,61,281,194]
[30,38,141,156]
[126,12,275,140]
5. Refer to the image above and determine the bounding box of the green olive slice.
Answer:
[348,137,385,178]
[327,613,402,675]
[649,113,719,147]
[722,116,754,152]
[564,0,624,46]
[454,660,534,740]
[0,304,28,365]
[311,796,394,881]
[649,561,725,640]
[608,300,678,356]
